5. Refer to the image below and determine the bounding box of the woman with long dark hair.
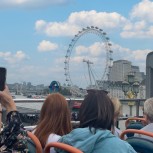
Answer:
[56,90,136,153]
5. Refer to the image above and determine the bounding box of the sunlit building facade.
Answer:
[97,60,146,99]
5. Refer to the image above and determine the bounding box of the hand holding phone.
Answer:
[0,85,17,112]
[0,67,6,91]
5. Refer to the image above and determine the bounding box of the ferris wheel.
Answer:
[64,26,113,94]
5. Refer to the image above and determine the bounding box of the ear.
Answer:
[144,114,149,124]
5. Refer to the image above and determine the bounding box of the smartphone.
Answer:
[0,67,6,91]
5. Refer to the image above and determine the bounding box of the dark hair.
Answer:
[79,90,114,131]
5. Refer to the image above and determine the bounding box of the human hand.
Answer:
[0,85,17,113]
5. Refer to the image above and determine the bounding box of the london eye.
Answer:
[64,26,113,96]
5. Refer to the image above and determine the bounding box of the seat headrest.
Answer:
[126,137,153,153]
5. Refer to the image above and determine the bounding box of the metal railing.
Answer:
[2,98,146,125]
[13,98,145,116]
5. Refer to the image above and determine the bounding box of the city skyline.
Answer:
[0,0,153,86]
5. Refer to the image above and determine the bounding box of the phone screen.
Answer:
[0,67,6,91]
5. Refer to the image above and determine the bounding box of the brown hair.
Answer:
[79,90,114,131]
[34,93,72,148]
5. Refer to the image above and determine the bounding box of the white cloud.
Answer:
[128,49,151,72]
[37,40,58,52]
[75,42,106,57]
[68,10,127,28]
[75,46,88,55]
[112,43,131,55]
[18,65,63,76]
[120,31,148,38]
[146,26,153,36]
[130,0,153,23]
[35,20,80,37]
[35,20,47,32]
[89,42,106,56]
[71,56,85,63]
[132,49,151,61]
[55,57,65,64]
[15,50,27,59]
[35,7,153,39]
[122,20,146,36]
[0,0,71,8]
[121,0,153,38]
[123,21,146,31]
[0,50,28,64]
[34,5,153,39]
[35,10,127,37]
[8,64,65,85]
[45,22,80,37]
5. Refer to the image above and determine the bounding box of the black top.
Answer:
[0,111,28,152]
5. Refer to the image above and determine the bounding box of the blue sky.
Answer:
[0,0,153,88]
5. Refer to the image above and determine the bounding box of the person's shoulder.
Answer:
[47,133,61,143]
[109,137,136,152]
[141,123,153,131]
[107,136,128,146]
[94,135,136,153]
